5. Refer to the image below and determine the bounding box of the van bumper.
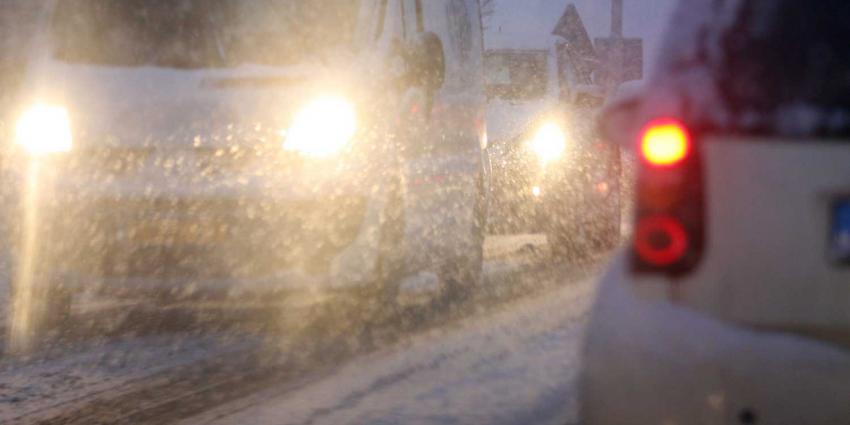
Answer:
[4,160,387,298]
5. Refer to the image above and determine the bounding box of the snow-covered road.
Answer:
[0,335,266,424]
[184,269,597,425]
[0,235,606,424]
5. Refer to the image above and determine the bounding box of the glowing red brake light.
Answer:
[640,119,690,167]
[634,215,690,267]
[632,117,703,275]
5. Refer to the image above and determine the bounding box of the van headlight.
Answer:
[528,122,566,164]
[283,96,357,158]
[15,104,73,155]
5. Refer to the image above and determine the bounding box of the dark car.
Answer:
[485,48,621,256]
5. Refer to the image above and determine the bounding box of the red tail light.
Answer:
[640,119,690,167]
[635,215,689,266]
[632,118,704,275]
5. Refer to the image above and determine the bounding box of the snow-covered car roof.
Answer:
[603,0,850,147]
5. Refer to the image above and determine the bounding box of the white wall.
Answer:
[484,0,678,77]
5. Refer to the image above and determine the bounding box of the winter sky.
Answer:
[485,0,679,76]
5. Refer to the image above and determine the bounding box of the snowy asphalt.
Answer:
[0,235,608,424]
[184,269,595,425]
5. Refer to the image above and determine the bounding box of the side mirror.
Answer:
[405,32,445,94]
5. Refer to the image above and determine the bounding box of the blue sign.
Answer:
[832,200,850,264]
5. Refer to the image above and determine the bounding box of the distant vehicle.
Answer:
[582,1,850,423]
[3,0,488,352]
[484,46,620,255]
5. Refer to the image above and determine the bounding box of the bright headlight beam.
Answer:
[529,122,566,163]
[284,96,357,158]
[15,104,73,155]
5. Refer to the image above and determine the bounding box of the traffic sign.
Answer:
[595,37,643,84]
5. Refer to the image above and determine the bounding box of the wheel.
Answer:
[549,229,587,261]
[593,220,621,251]
[374,173,407,306]
[549,211,621,261]
[342,174,407,350]
[545,207,592,261]
[438,174,486,304]
[439,239,482,304]
[276,172,406,355]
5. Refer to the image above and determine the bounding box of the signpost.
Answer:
[595,37,643,86]
[611,0,623,37]
[551,1,643,97]
[594,0,643,95]
[552,4,597,88]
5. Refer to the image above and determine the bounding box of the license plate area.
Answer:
[831,199,850,265]
[132,218,231,246]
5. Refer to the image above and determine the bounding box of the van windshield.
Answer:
[51,0,361,68]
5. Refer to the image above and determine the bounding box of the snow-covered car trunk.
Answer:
[634,138,850,341]
[688,139,850,330]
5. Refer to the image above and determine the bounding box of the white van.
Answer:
[3,0,488,352]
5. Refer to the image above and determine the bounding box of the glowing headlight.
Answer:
[528,122,566,163]
[15,104,73,155]
[283,96,357,158]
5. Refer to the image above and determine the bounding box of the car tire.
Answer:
[549,230,585,261]
[375,173,407,306]
[549,213,621,261]
[438,175,486,304]
[594,221,622,250]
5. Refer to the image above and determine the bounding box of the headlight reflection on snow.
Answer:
[8,160,48,355]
